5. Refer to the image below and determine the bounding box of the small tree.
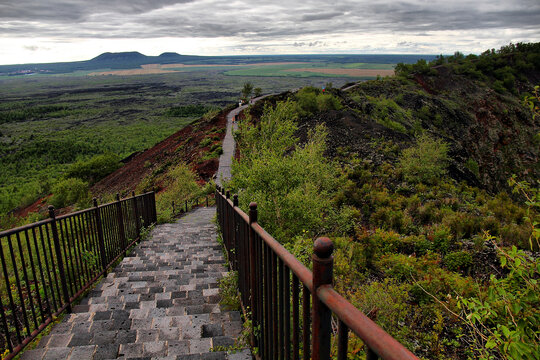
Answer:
[398,133,449,184]
[254,87,262,98]
[241,82,254,101]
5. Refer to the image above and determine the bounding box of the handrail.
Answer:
[0,191,157,359]
[215,185,419,360]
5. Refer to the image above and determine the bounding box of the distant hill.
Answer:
[0,52,438,76]
[90,51,148,62]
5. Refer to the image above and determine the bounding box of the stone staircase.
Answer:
[22,207,250,360]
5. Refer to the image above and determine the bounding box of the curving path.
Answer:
[216,95,272,186]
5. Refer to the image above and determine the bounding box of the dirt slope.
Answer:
[91,108,230,198]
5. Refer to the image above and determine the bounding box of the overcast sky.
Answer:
[1,0,539,65]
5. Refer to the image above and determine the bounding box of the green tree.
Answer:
[241,82,254,101]
[231,100,340,242]
[50,178,89,209]
[65,153,122,185]
[254,87,262,97]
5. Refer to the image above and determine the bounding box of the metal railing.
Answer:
[171,194,214,217]
[216,186,419,360]
[0,191,156,359]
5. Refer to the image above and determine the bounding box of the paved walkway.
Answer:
[215,105,243,187]
[23,207,250,360]
[216,95,272,186]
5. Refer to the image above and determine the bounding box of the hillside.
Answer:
[232,43,539,359]
[91,107,230,197]
[251,43,540,194]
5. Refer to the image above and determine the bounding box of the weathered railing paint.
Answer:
[0,192,156,359]
[216,185,419,360]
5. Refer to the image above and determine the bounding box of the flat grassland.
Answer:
[88,62,396,78]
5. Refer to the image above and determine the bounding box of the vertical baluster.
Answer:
[292,275,299,360]
[37,225,55,313]
[15,232,38,331]
[367,348,379,360]
[284,266,291,360]
[337,320,349,360]
[59,218,76,295]
[132,192,141,240]
[264,244,270,360]
[302,285,310,360]
[257,233,264,355]
[116,194,126,251]
[67,216,84,289]
[48,206,71,313]
[248,202,258,349]
[23,229,45,324]
[75,214,91,282]
[85,210,97,274]
[43,223,61,311]
[0,235,22,344]
[0,289,12,352]
[278,258,284,359]
[272,251,278,358]
[93,199,107,275]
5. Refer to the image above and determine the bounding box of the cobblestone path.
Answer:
[23,207,250,360]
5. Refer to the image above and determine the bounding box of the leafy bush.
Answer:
[50,177,89,209]
[294,87,342,115]
[65,153,122,184]
[458,243,539,359]
[398,133,449,184]
[155,163,200,223]
[443,251,472,272]
[231,100,341,242]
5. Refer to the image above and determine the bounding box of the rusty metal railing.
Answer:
[216,185,419,360]
[171,194,214,217]
[0,191,156,359]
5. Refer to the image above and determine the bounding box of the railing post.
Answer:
[185,200,188,213]
[93,198,108,276]
[172,201,175,215]
[115,193,126,250]
[132,191,141,239]
[312,237,334,360]
[48,206,72,313]
[151,191,157,223]
[248,202,258,348]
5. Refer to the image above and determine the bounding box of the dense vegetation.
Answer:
[0,71,356,229]
[229,43,539,359]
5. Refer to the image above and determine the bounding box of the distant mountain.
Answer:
[0,52,438,76]
[90,51,148,62]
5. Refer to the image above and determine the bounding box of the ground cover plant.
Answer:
[228,43,539,359]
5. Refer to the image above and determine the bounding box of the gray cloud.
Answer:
[301,12,343,22]
[0,0,539,51]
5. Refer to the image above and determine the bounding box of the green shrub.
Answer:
[443,251,472,272]
[50,177,89,209]
[65,153,122,184]
[398,133,449,184]
[458,243,539,359]
[199,137,213,148]
[155,163,200,223]
[231,100,340,243]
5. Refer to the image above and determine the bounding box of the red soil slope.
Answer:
[91,109,228,197]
